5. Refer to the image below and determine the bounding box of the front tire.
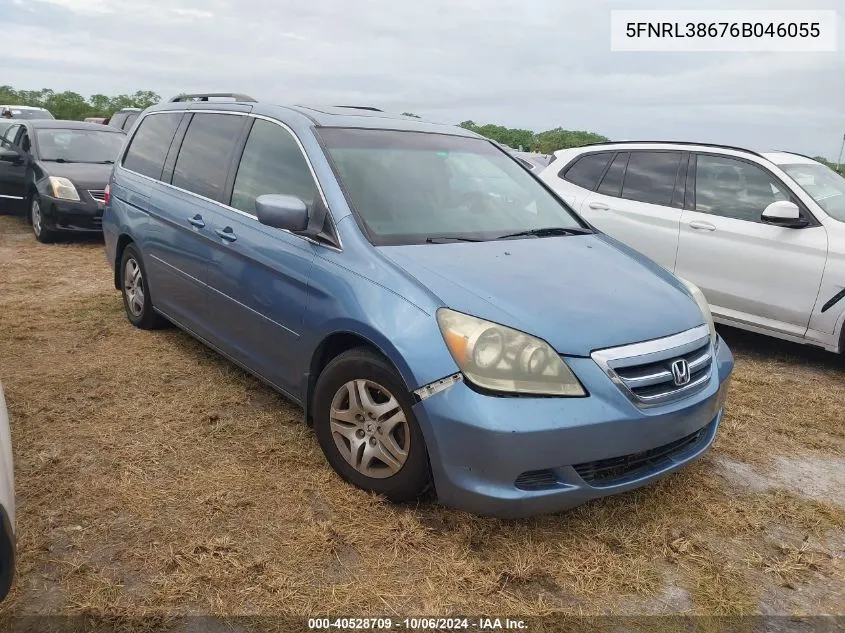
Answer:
[313,348,431,503]
[120,243,168,329]
[30,195,56,244]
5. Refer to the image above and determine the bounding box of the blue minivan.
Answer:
[103,94,733,518]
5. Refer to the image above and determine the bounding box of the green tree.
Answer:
[89,94,111,113]
[458,120,535,150]
[812,155,845,176]
[457,120,609,153]
[0,86,161,120]
[533,128,609,154]
[43,91,89,120]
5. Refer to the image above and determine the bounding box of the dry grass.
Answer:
[0,215,843,621]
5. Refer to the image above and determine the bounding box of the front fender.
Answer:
[301,310,458,395]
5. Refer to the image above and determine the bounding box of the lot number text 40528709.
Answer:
[307,617,528,630]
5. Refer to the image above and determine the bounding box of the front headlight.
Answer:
[48,176,80,201]
[436,308,585,396]
[679,278,717,347]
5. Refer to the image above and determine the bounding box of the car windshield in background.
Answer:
[35,129,124,163]
[319,128,585,245]
[782,163,845,222]
[6,109,54,120]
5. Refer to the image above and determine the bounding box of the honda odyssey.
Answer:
[103,94,734,517]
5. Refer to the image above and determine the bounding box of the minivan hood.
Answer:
[39,161,112,190]
[379,235,704,356]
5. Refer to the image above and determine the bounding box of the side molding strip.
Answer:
[821,289,845,313]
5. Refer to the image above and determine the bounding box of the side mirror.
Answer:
[761,201,807,228]
[255,194,309,232]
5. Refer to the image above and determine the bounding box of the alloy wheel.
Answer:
[123,257,145,317]
[329,379,410,479]
[31,199,42,237]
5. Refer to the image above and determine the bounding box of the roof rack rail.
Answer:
[332,105,383,112]
[571,140,766,159]
[169,93,257,103]
[772,150,822,161]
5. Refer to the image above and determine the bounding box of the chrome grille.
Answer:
[592,325,713,408]
[88,190,106,203]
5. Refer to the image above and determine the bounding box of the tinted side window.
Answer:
[109,113,128,129]
[562,153,611,190]
[122,113,182,180]
[597,152,628,197]
[2,125,21,145]
[123,112,139,131]
[0,135,17,157]
[695,154,789,223]
[230,119,317,214]
[621,151,682,206]
[171,114,244,200]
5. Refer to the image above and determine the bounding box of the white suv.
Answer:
[538,142,845,353]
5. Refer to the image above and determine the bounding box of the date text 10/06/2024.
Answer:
[307,618,528,630]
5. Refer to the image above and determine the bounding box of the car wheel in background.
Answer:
[313,347,431,503]
[29,196,56,244]
[120,243,168,330]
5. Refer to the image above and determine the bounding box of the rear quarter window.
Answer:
[122,112,183,180]
[123,112,140,131]
[596,152,629,197]
[562,153,612,190]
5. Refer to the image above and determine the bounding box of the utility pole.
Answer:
[838,132,845,174]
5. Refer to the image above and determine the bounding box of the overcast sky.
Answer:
[2,0,843,158]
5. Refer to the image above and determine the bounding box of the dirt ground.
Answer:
[0,215,843,625]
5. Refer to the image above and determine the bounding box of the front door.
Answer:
[0,124,28,212]
[203,118,322,394]
[674,153,827,337]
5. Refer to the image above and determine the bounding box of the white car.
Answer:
[510,150,552,172]
[0,384,13,601]
[538,142,845,353]
[0,105,54,120]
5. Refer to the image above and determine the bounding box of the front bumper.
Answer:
[41,194,104,233]
[0,504,13,601]
[414,337,734,518]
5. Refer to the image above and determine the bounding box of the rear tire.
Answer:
[313,347,431,503]
[120,243,168,330]
[30,195,56,244]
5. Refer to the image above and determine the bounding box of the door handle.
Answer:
[215,227,237,242]
[689,220,716,231]
[188,214,205,228]
[589,202,609,210]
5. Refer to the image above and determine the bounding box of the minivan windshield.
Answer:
[781,163,845,222]
[35,128,125,163]
[319,128,586,245]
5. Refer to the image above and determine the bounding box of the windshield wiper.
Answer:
[494,226,593,240]
[425,236,483,244]
[43,158,70,163]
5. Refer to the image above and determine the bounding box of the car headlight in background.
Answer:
[48,176,80,202]
[679,278,717,347]
[436,308,585,396]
